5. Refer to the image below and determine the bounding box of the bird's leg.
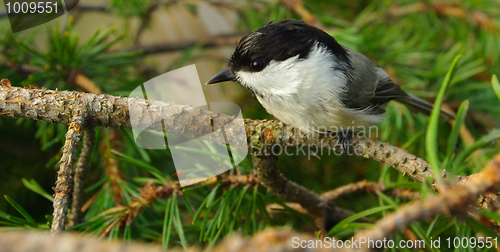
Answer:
[336,130,353,153]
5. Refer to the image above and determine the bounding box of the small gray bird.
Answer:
[206,19,454,140]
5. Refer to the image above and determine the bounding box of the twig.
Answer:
[189,173,260,187]
[283,0,325,30]
[322,181,422,202]
[68,71,102,94]
[69,71,123,208]
[68,127,95,227]
[134,3,160,47]
[353,153,500,252]
[75,4,108,12]
[202,0,252,12]
[252,154,324,215]
[51,118,84,235]
[387,2,499,33]
[266,202,309,216]
[322,180,384,202]
[100,181,180,237]
[1,62,41,77]
[100,174,260,235]
[103,128,126,204]
[2,62,103,94]
[122,33,246,56]
[252,154,364,230]
[384,188,421,200]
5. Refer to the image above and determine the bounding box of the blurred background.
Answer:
[1,0,500,249]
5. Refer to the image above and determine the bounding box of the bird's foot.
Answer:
[336,130,353,153]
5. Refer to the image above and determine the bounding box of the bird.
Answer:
[206,19,454,145]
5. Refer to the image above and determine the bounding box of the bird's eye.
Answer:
[250,59,266,72]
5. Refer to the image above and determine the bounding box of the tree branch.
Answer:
[123,33,246,56]
[134,3,160,47]
[0,230,168,252]
[0,80,493,233]
[321,180,384,202]
[0,228,324,252]
[353,153,500,252]
[97,174,260,234]
[252,154,369,230]
[51,119,84,235]
[0,83,476,184]
[283,0,325,30]
[68,127,95,227]
[252,154,326,214]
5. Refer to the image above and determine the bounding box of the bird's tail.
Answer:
[396,92,455,121]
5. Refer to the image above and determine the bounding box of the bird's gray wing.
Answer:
[341,47,404,111]
[341,47,454,120]
[340,47,377,109]
[371,68,408,106]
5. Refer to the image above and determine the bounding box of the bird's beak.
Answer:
[205,68,235,85]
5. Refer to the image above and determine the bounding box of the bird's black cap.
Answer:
[228,19,350,73]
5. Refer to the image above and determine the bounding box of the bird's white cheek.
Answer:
[235,57,302,96]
